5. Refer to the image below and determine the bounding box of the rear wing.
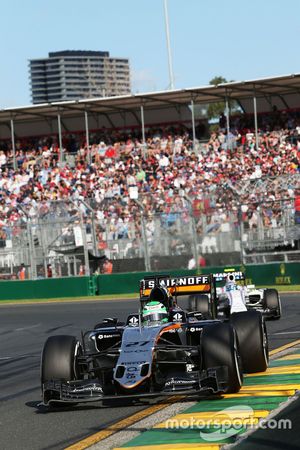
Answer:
[139,274,212,298]
[213,269,245,283]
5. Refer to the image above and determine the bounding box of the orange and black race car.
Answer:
[40,274,267,407]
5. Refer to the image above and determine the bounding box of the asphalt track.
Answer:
[0,294,299,450]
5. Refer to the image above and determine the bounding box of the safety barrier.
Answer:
[0,276,96,300]
[0,262,299,301]
[240,262,300,286]
[97,262,300,295]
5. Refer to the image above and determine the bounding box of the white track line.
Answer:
[14,324,40,332]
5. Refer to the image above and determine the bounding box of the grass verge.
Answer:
[262,285,300,292]
[0,293,137,305]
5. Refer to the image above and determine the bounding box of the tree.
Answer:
[207,76,239,122]
[209,76,228,86]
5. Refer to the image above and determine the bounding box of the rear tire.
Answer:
[188,294,213,319]
[201,322,243,393]
[263,289,281,320]
[230,310,268,373]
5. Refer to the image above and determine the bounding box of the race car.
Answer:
[41,274,245,407]
[214,269,282,321]
[189,269,281,321]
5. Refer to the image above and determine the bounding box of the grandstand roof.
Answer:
[1,73,300,138]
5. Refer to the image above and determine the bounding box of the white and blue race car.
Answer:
[214,270,282,321]
[189,269,281,321]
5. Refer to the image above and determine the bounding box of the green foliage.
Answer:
[209,123,220,133]
[209,76,228,86]
[207,76,239,121]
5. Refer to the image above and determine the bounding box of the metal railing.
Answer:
[0,182,299,277]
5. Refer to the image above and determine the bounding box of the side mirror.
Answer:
[102,317,118,325]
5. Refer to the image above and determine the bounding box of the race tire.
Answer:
[188,294,213,319]
[230,310,268,373]
[201,322,243,394]
[263,289,281,320]
[41,335,80,404]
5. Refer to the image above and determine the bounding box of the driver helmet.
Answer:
[142,301,169,325]
[225,274,238,292]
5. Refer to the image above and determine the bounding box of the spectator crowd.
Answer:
[0,108,299,253]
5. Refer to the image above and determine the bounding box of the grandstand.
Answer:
[0,74,300,278]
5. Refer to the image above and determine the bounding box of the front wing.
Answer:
[246,289,281,319]
[42,366,228,406]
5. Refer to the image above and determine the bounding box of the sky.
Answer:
[0,0,299,108]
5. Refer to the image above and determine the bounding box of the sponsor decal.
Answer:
[145,305,163,311]
[98,334,115,339]
[165,378,195,386]
[129,316,139,325]
[125,366,139,380]
[214,271,244,281]
[164,327,182,333]
[280,263,286,275]
[275,276,291,285]
[123,361,146,365]
[189,327,202,332]
[146,276,209,289]
[124,349,148,353]
[70,383,103,393]
[173,313,183,321]
[125,341,150,347]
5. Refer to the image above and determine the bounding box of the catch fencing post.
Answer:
[84,111,91,165]
[57,113,63,165]
[79,199,98,256]
[140,104,147,159]
[253,91,259,152]
[133,199,151,272]
[190,98,196,151]
[225,96,231,150]
[80,213,90,276]
[10,119,17,170]
[183,195,199,270]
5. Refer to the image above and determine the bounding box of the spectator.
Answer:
[219,112,226,130]
[0,113,299,256]
[47,264,53,278]
[294,189,300,224]
[199,254,206,267]
[188,255,206,270]
[102,258,113,274]
[18,263,26,280]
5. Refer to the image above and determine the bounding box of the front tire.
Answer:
[41,335,80,404]
[231,310,268,373]
[263,289,281,320]
[201,322,243,393]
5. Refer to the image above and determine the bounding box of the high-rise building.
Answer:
[29,50,131,104]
